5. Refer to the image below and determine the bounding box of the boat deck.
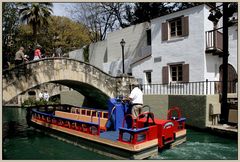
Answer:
[100,131,119,141]
[100,130,133,142]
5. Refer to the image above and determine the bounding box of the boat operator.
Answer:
[123,83,143,119]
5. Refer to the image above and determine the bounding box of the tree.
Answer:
[67,3,131,42]
[19,2,53,44]
[128,3,174,25]
[46,16,91,53]
[2,3,20,51]
[17,16,91,55]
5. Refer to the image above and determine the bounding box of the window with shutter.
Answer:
[170,64,183,82]
[167,16,189,39]
[167,63,189,82]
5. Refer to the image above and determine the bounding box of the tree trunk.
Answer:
[33,24,38,45]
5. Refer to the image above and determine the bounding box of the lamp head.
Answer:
[208,11,217,23]
[120,39,126,47]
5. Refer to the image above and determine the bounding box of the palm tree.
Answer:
[19,2,53,44]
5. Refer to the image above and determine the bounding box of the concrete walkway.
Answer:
[206,124,237,139]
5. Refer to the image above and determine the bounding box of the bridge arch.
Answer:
[3,58,137,108]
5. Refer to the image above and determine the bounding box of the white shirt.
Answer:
[43,92,49,101]
[129,87,143,104]
[39,92,43,98]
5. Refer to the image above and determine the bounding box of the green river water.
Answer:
[2,107,238,160]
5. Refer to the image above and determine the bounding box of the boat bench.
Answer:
[32,109,99,133]
[55,111,107,131]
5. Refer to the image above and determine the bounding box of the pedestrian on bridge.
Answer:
[33,45,42,60]
[43,90,49,102]
[55,45,62,57]
[15,47,27,66]
[39,91,44,101]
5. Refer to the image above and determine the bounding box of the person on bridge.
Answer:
[43,91,49,102]
[3,51,10,70]
[27,45,35,61]
[39,91,44,101]
[33,45,42,60]
[15,47,27,66]
[123,84,143,119]
[55,45,62,57]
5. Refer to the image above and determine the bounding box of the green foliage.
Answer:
[48,16,91,53]
[16,16,91,55]
[2,3,21,60]
[21,97,61,108]
[19,2,53,44]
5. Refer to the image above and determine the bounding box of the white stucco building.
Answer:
[70,4,237,93]
[131,4,237,86]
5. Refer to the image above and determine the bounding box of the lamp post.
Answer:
[220,3,229,123]
[120,38,126,74]
[207,3,235,123]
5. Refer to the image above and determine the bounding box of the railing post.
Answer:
[170,82,172,94]
[206,79,208,95]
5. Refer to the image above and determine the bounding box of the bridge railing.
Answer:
[130,80,238,95]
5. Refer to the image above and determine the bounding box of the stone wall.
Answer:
[60,90,85,107]
[143,94,220,129]
[3,58,137,105]
[143,95,169,120]
[168,95,207,128]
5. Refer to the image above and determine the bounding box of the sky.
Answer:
[52,3,73,17]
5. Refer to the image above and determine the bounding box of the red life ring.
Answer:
[167,107,181,120]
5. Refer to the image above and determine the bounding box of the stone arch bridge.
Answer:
[2,58,137,108]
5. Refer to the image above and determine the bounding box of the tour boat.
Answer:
[27,98,187,159]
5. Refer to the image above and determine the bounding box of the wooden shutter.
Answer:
[182,64,189,82]
[162,66,169,84]
[162,22,168,41]
[181,16,189,37]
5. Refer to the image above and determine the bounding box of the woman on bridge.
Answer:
[33,45,42,60]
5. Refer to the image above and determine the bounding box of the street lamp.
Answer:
[120,38,126,74]
[207,3,233,124]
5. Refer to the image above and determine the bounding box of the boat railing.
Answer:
[32,109,100,135]
[118,111,158,144]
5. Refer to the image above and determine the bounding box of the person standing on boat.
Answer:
[124,84,143,119]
